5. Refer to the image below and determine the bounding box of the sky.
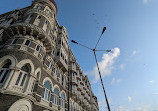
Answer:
[1,0,158,111]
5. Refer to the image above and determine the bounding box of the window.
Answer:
[31,80,35,92]
[12,39,18,44]
[43,20,48,31]
[0,60,11,84]
[61,93,65,108]
[33,15,41,26]
[57,51,59,56]
[15,65,30,87]
[62,55,64,60]
[34,3,42,9]
[56,70,58,76]
[36,45,40,51]
[25,14,33,23]
[42,81,51,101]
[50,64,53,70]
[24,40,31,46]
[61,52,62,57]
[65,59,67,64]
[62,76,64,86]
[53,68,56,73]
[46,20,48,24]
[53,88,59,105]
[58,73,60,78]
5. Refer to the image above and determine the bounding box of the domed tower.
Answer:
[0,0,68,111]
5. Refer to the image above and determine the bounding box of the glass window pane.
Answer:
[0,70,4,77]
[36,45,40,51]
[12,39,18,44]
[24,40,31,46]
[20,74,27,86]
[61,93,65,99]
[48,91,50,101]
[0,70,9,83]
[52,94,54,103]
[42,88,45,98]
[15,72,22,85]
[44,81,51,90]
[45,89,48,100]
[54,88,59,96]
[3,61,11,68]
[21,65,30,73]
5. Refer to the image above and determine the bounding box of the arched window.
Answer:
[24,40,31,46]
[15,64,30,87]
[61,92,65,108]
[42,81,51,101]
[53,87,59,105]
[34,15,41,26]
[25,14,33,23]
[0,60,11,84]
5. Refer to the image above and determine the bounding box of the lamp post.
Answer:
[71,27,111,111]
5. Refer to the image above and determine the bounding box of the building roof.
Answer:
[49,0,57,11]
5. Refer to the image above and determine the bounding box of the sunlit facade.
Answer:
[0,0,99,111]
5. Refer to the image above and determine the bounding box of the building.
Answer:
[0,0,99,111]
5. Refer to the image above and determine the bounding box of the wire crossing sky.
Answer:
[1,0,158,110]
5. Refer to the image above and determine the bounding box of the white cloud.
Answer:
[117,106,129,111]
[149,80,155,83]
[133,104,151,111]
[132,50,137,56]
[98,100,106,107]
[98,98,112,110]
[153,92,158,95]
[89,48,120,83]
[142,0,152,4]
[117,106,124,111]
[111,78,121,84]
[128,96,132,102]
[120,64,126,69]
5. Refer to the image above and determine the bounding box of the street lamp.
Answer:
[71,27,111,111]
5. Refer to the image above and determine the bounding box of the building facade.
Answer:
[0,0,99,111]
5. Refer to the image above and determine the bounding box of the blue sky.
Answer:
[1,0,158,110]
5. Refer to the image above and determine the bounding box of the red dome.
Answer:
[49,0,57,11]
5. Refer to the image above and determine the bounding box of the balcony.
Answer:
[83,86,86,90]
[56,55,68,72]
[76,76,81,80]
[76,91,82,103]
[87,103,91,110]
[4,23,56,54]
[25,8,53,23]
[69,61,76,72]
[72,89,77,100]
[80,81,84,85]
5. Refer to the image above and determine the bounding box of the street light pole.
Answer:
[93,50,111,111]
[71,27,111,111]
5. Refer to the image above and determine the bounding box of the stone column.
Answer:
[3,66,21,90]
[25,73,36,95]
